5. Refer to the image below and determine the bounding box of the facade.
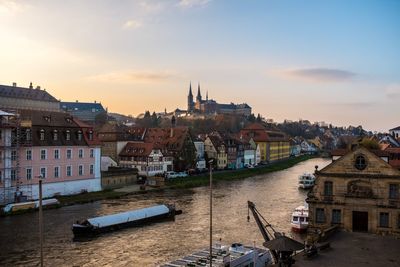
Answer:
[0,110,101,204]
[61,101,106,123]
[0,83,60,111]
[119,142,173,177]
[240,123,290,163]
[307,147,400,235]
[389,126,400,139]
[204,135,227,169]
[186,83,252,116]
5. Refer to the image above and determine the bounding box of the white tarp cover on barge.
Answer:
[87,205,170,228]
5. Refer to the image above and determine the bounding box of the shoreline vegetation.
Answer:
[3,155,315,215]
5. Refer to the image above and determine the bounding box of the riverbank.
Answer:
[2,155,316,213]
[167,154,316,189]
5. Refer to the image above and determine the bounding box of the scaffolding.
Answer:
[0,110,33,205]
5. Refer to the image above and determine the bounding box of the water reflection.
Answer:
[0,158,330,266]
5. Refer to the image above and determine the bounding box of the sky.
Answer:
[0,0,399,132]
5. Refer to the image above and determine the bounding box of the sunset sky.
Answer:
[0,0,399,131]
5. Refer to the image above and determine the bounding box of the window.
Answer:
[324,181,333,196]
[354,155,367,170]
[26,150,32,160]
[379,212,389,228]
[53,130,58,141]
[90,164,94,175]
[54,166,60,178]
[26,129,31,141]
[67,149,72,159]
[11,150,17,161]
[40,129,45,141]
[11,170,16,180]
[40,149,47,160]
[77,131,82,141]
[79,165,84,176]
[316,208,325,223]
[90,149,94,158]
[78,149,83,158]
[40,167,46,179]
[88,131,93,141]
[54,149,60,160]
[66,130,71,141]
[332,209,341,224]
[26,168,32,180]
[389,184,399,199]
[66,166,72,177]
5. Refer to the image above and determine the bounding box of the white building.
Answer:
[119,142,173,176]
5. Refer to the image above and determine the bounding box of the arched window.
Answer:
[77,130,82,141]
[40,129,45,141]
[354,155,367,170]
[53,130,58,141]
[66,130,71,141]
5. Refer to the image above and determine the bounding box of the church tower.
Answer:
[196,83,202,102]
[187,82,194,112]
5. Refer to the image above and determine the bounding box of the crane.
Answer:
[247,200,280,262]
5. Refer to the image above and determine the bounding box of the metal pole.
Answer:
[209,161,213,267]
[39,179,43,267]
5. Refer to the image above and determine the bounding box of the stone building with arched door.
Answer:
[307,146,400,235]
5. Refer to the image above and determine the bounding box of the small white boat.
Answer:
[161,243,272,267]
[290,204,309,233]
[3,198,60,213]
[298,172,315,189]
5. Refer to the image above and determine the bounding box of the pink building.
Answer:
[0,110,101,204]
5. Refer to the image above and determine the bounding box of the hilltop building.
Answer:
[61,101,106,123]
[0,82,60,112]
[186,83,251,116]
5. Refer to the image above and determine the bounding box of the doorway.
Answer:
[352,211,368,232]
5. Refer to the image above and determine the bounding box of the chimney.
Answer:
[36,86,41,90]
[12,82,17,87]
[75,100,78,102]
[29,82,33,89]
[94,100,96,103]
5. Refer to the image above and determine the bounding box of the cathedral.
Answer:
[187,83,252,116]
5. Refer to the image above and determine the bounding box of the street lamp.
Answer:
[208,159,214,267]
[36,175,44,267]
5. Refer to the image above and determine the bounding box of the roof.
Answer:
[119,142,155,157]
[61,101,105,112]
[331,148,389,158]
[389,126,400,131]
[0,110,14,116]
[0,84,58,102]
[87,205,170,228]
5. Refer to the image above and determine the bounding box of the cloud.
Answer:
[279,67,357,83]
[385,83,400,98]
[86,70,177,84]
[178,0,211,8]
[123,20,142,29]
[0,0,30,14]
[139,1,165,13]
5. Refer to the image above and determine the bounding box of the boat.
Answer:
[298,172,315,189]
[72,204,181,237]
[290,204,309,233]
[160,243,272,267]
[3,198,60,214]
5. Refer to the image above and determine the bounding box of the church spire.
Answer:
[196,82,202,102]
[206,90,208,101]
[188,81,194,112]
[188,82,193,97]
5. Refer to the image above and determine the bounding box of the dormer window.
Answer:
[26,129,31,141]
[65,117,72,123]
[43,116,51,122]
[53,130,58,141]
[77,130,82,141]
[40,129,45,141]
[88,130,93,141]
[66,130,71,141]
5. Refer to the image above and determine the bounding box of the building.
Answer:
[0,82,60,111]
[0,110,101,204]
[186,83,252,116]
[240,123,290,163]
[307,147,400,235]
[204,134,227,169]
[119,142,173,177]
[389,126,400,139]
[61,101,106,123]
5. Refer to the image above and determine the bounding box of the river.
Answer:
[0,158,330,266]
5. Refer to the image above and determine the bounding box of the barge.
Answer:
[72,204,181,237]
[161,243,272,267]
